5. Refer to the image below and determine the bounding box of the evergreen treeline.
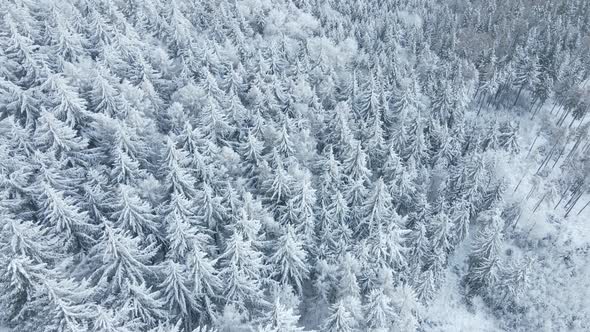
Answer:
[0,0,588,331]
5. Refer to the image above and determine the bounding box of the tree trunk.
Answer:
[526,133,540,159]
[549,102,558,115]
[525,183,538,201]
[554,183,573,210]
[550,145,567,171]
[568,116,577,128]
[577,199,590,216]
[564,135,583,165]
[565,191,583,218]
[531,100,544,119]
[532,192,548,213]
[513,85,525,107]
[491,84,505,106]
[575,112,587,129]
[557,109,571,126]
[528,98,538,113]
[514,173,527,193]
[554,104,564,118]
[476,91,487,116]
[536,140,559,174]
[564,185,583,210]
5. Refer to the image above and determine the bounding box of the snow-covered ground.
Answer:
[423,238,501,332]
[436,98,590,331]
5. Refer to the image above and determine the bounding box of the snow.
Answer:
[424,272,501,332]
[423,236,501,332]
[397,10,423,28]
[1,0,589,331]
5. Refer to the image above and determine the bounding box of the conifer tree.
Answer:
[110,184,160,240]
[465,212,504,297]
[121,282,166,329]
[35,110,88,160]
[392,284,419,332]
[159,260,200,331]
[268,225,309,294]
[22,277,97,332]
[321,299,357,332]
[342,141,372,185]
[37,183,98,251]
[364,288,395,330]
[360,178,393,237]
[218,228,267,317]
[162,137,197,199]
[429,212,454,255]
[0,255,47,324]
[88,222,158,296]
[262,298,305,332]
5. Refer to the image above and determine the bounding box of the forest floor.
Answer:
[422,237,501,332]
[422,98,590,331]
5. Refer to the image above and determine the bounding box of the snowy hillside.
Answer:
[0,0,589,331]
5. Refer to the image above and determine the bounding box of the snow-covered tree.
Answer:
[110,184,160,240]
[465,212,504,297]
[268,225,309,294]
[321,299,357,332]
[364,288,395,330]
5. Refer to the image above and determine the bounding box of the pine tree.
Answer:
[162,136,197,199]
[429,212,454,254]
[164,203,204,261]
[110,184,160,240]
[159,260,200,330]
[365,218,408,271]
[495,257,533,305]
[414,268,436,304]
[392,284,419,332]
[275,122,295,158]
[199,96,234,144]
[408,221,429,270]
[451,198,471,244]
[465,212,504,297]
[404,116,429,164]
[263,152,294,208]
[288,170,316,243]
[364,288,395,330]
[381,145,403,184]
[87,67,120,117]
[325,102,355,158]
[360,178,393,237]
[22,277,97,332]
[43,74,90,128]
[218,228,267,316]
[187,246,222,324]
[262,298,305,332]
[336,253,362,323]
[194,183,226,246]
[92,306,138,332]
[0,213,62,265]
[0,255,47,323]
[88,222,158,295]
[268,225,309,294]
[34,110,88,160]
[37,183,98,251]
[239,132,265,181]
[321,299,357,332]
[342,141,371,185]
[512,46,540,107]
[121,282,166,329]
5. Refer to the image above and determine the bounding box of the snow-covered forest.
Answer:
[1,0,589,331]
